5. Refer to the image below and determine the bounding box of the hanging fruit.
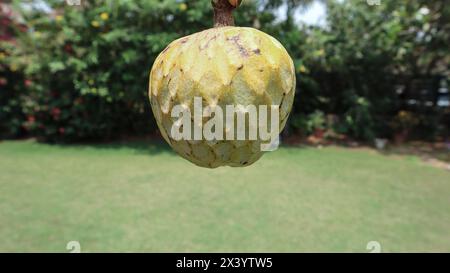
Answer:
[149,0,296,168]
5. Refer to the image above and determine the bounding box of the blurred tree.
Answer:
[7,0,275,141]
[0,1,28,138]
[3,0,448,142]
[292,0,449,140]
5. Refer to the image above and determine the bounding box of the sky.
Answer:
[297,1,327,26]
[276,1,327,26]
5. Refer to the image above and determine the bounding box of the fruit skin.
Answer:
[149,27,296,168]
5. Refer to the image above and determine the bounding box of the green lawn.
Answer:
[0,140,449,252]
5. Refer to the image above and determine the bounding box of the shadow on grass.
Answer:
[48,138,176,156]
[376,144,450,169]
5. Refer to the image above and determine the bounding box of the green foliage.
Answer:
[342,96,375,141]
[291,0,449,140]
[2,0,449,142]
[0,12,27,138]
[292,110,326,135]
[0,64,27,138]
[7,0,264,142]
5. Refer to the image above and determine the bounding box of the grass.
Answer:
[0,139,449,252]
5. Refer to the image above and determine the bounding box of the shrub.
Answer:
[7,0,267,142]
[3,0,448,143]
[0,4,27,138]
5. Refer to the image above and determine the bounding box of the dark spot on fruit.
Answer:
[227,34,249,57]
[259,69,264,72]
[280,93,286,106]
[237,64,244,70]
[180,38,189,44]
[199,35,218,50]
[253,48,261,55]
[162,46,171,54]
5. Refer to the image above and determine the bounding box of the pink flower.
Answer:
[64,44,73,53]
[51,108,61,117]
[24,79,32,87]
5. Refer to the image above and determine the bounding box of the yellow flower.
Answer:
[34,31,42,38]
[55,15,63,22]
[298,65,307,73]
[179,3,188,11]
[100,12,109,21]
[91,20,100,28]
[399,111,408,118]
[315,49,325,57]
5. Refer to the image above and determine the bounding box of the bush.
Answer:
[0,61,27,138]
[0,5,27,138]
[5,0,269,142]
[3,0,448,143]
[291,110,326,136]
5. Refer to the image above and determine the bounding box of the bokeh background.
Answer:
[0,0,449,252]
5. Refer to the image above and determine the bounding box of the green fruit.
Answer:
[149,3,295,168]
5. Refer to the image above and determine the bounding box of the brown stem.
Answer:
[212,0,236,27]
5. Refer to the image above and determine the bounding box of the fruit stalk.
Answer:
[212,0,238,27]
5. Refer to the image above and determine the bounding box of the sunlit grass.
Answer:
[0,140,449,252]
